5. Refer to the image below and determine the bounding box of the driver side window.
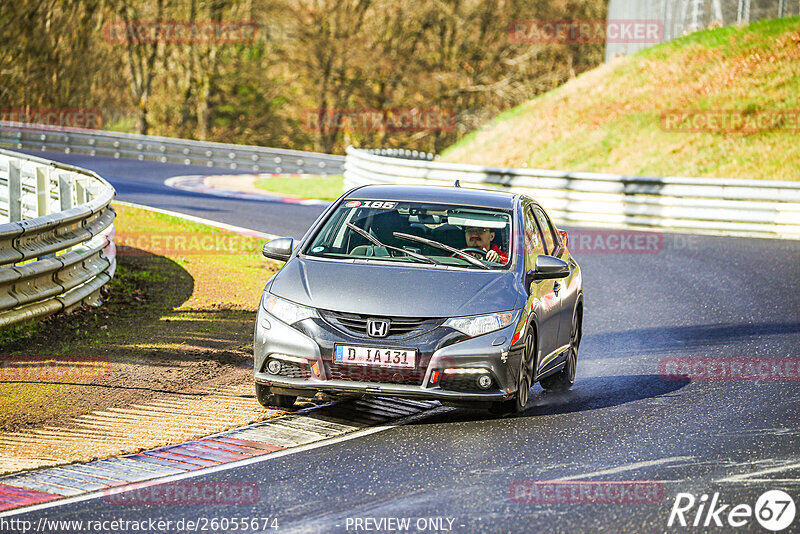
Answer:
[524,206,545,272]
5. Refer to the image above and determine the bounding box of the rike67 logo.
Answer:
[668,490,796,531]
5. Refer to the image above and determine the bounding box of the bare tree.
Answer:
[116,0,165,134]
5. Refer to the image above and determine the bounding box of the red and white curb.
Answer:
[0,397,439,514]
[164,175,331,206]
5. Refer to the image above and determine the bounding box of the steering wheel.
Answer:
[459,247,487,259]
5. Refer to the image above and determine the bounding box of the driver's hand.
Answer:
[485,249,499,262]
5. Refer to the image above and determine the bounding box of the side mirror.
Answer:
[262,237,294,262]
[529,255,570,281]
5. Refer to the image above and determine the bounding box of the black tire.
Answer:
[255,383,296,409]
[489,328,536,415]
[540,306,580,392]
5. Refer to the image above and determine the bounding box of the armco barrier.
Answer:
[344,147,800,239]
[3,121,796,239]
[0,121,344,175]
[0,149,116,328]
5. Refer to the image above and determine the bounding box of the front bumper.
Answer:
[254,373,514,401]
[254,304,523,403]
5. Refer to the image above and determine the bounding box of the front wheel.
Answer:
[540,308,580,391]
[255,383,296,409]
[489,329,535,415]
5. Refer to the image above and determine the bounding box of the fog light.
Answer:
[266,359,282,374]
[477,374,493,390]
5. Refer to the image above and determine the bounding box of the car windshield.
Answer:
[304,200,513,270]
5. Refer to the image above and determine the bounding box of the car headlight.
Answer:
[262,294,318,325]
[444,310,518,338]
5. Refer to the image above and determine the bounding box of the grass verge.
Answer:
[254,174,344,200]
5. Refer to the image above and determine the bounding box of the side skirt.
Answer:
[536,347,569,380]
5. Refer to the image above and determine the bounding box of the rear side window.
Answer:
[533,206,557,255]
[523,206,545,271]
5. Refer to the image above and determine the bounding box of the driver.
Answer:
[464,226,508,263]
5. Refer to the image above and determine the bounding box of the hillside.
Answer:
[442,17,800,180]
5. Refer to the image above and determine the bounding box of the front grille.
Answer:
[325,362,425,386]
[320,310,441,338]
[264,358,311,379]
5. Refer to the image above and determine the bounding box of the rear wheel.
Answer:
[490,329,535,415]
[255,383,296,409]
[540,306,580,391]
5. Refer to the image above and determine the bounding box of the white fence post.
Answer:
[58,172,76,254]
[36,166,56,259]
[8,160,22,222]
[58,172,75,211]
[36,166,50,217]
[75,178,89,205]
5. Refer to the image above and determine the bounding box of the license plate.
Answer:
[334,345,416,368]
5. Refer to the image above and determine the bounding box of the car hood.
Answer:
[268,258,520,318]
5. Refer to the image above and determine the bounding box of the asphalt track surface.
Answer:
[9,151,800,533]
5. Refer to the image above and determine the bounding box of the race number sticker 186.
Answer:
[361,201,396,209]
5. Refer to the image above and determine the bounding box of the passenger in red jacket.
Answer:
[463,226,508,263]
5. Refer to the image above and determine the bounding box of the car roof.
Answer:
[346,184,518,209]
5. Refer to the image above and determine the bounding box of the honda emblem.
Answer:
[367,319,390,338]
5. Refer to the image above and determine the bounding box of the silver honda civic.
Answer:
[254,184,582,414]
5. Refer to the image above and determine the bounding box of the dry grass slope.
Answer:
[442,18,800,181]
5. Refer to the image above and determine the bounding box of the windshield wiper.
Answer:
[346,223,441,265]
[392,232,490,270]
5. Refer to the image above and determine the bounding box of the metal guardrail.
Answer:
[0,149,116,328]
[344,147,800,239]
[0,121,345,175]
